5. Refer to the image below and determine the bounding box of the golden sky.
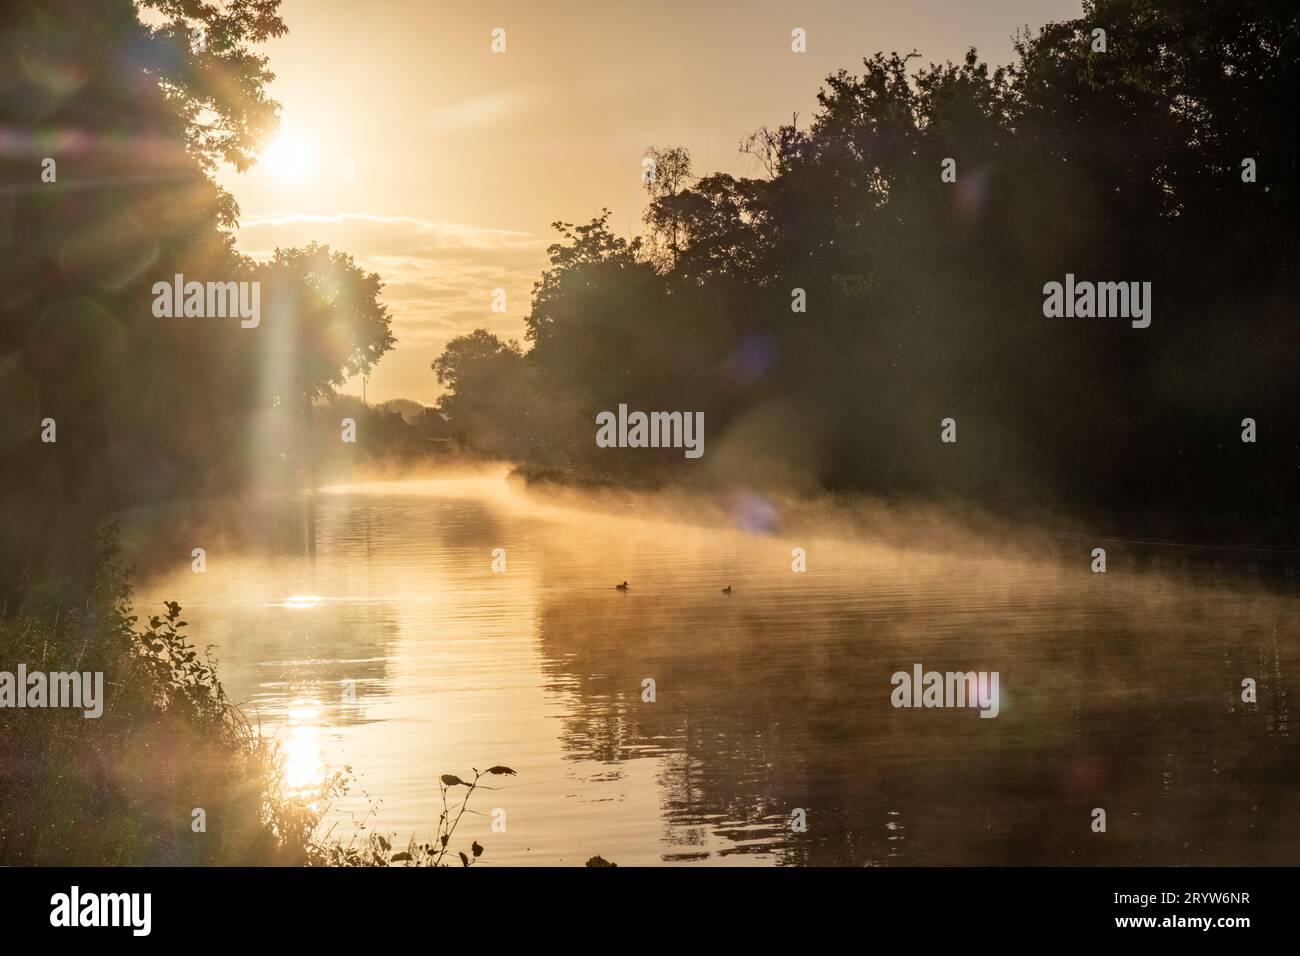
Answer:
[215,0,1082,406]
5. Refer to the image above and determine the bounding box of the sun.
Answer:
[261,130,318,183]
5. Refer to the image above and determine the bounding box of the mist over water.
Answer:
[127,473,1298,865]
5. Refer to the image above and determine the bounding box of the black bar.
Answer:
[0,866,1288,942]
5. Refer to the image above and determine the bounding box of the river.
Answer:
[128,473,1298,865]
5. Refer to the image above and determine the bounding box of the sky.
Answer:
[215,0,1084,406]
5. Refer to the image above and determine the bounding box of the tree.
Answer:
[431,330,532,455]
[433,330,523,403]
[135,0,287,178]
[444,0,1299,543]
[642,145,694,268]
[0,0,289,600]
[257,242,395,408]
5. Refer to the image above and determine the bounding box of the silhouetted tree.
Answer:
[434,0,1299,544]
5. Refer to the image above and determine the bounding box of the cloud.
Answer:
[238,212,542,263]
[425,91,544,135]
[234,212,547,353]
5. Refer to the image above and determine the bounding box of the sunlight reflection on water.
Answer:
[129,476,1299,866]
[282,701,324,795]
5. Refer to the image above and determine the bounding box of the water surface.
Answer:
[130,476,1298,865]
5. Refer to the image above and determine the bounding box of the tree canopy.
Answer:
[433,0,1299,544]
[0,0,394,607]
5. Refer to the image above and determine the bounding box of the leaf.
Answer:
[440,774,467,787]
[471,841,483,858]
[390,851,412,862]
[484,765,517,776]
[459,851,469,867]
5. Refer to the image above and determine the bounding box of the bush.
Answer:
[0,524,512,866]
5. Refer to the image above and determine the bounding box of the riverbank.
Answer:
[0,524,501,867]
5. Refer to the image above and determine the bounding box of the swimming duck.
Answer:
[721,586,733,595]
[615,581,630,591]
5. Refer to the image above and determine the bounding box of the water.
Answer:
[129,475,1298,866]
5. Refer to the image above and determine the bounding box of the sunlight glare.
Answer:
[282,699,324,795]
[262,131,318,183]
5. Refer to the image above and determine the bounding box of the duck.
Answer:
[615,581,630,591]
[721,586,733,595]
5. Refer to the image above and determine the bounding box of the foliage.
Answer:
[258,242,396,407]
[310,766,517,867]
[432,0,1300,546]
[0,523,516,866]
